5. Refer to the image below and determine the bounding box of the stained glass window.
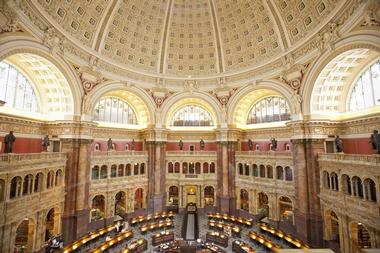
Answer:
[246,96,290,124]
[94,97,138,124]
[171,105,213,126]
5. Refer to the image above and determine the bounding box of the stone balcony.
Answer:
[0,152,67,170]
[235,175,295,196]
[166,151,217,157]
[235,150,292,158]
[90,151,148,164]
[166,172,217,182]
[318,153,380,166]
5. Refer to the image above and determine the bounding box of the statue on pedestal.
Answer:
[4,131,16,153]
[335,135,344,153]
[248,139,253,151]
[107,138,113,151]
[42,135,50,152]
[179,140,184,151]
[200,139,205,150]
[131,139,135,151]
[270,138,277,151]
[370,130,380,154]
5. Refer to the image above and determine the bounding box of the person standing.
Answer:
[4,131,16,153]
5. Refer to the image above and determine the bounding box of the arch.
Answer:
[125,164,131,176]
[209,162,215,173]
[244,163,250,176]
[240,189,249,211]
[204,186,215,206]
[174,162,180,173]
[171,104,214,127]
[22,174,33,196]
[45,208,59,241]
[115,191,126,216]
[110,164,117,178]
[160,91,222,127]
[266,165,273,179]
[259,165,265,178]
[86,82,154,127]
[118,164,125,177]
[15,218,35,253]
[228,81,295,127]
[258,192,269,217]
[238,163,243,175]
[276,166,284,180]
[246,96,291,124]
[168,186,179,207]
[100,165,108,179]
[55,170,63,186]
[94,143,101,151]
[279,196,293,224]
[34,173,44,192]
[324,210,340,243]
[10,176,22,199]
[323,171,330,189]
[91,166,100,180]
[342,174,352,195]
[285,166,293,181]
[140,163,145,174]
[0,40,82,119]
[134,188,144,210]
[189,162,195,174]
[330,172,339,191]
[253,164,258,177]
[46,171,54,189]
[302,35,380,116]
[182,162,188,174]
[195,162,201,174]
[350,222,371,250]
[133,163,139,175]
[168,162,174,173]
[203,162,209,173]
[93,96,138,125]
[91,195,105,221]
[364,178,377,202]
[352,176,363,198]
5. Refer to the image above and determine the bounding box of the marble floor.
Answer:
[81,213,296,253]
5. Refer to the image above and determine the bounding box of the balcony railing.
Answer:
[0,152,66,163]
[235,151,292,157]
[166,151,217,156]
[92,151,148,157]
[318,153,380,165]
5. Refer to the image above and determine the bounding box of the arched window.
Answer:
[259,165,265,178]
[168,162,174,173]
[46,171,54,189]
[267,165,273,179]
[174,162,180,173]
[110,164,117,178]
[285,167,293,181]
[93,96,138,125]
[91,166,100,180]
[182,162,188,174]
[171,105,213,126]
[0,61,39,112]
[203,162,209,173]
[210,162,215,173]
[55,170,63,186]
[34,173,43,192]
[195,162,201,174]
[342,174,352,195]
[0,179,5,202]
[240,189,249,211]
[276,166,284,180]
[364,178,377,202]
[22,174,33,195]
[94,143,100,151]
[253,164,258,177]
[118,164,124,177]
[238,163,243,175]
[331,173,339,191]
[349,60,380,111]
[352,176,363,198]
[100,165,108,179]
[134,163,139,175]
[245,163,250,176]
[10,176,22,199]
[323,171,330,189]
[246,96,290,124]
[125,164,131,176]
[140,163,145,174]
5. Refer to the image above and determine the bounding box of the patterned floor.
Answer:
[79,213,295,253]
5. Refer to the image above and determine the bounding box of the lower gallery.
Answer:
[0,0,379,253]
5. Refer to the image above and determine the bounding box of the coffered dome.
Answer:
[34,0,342,79]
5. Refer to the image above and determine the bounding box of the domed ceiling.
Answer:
[31,0,342,79]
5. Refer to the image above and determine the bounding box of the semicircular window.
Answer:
[94,97,138,125]
[349,60,380,112]
[0,61,38,112]
[247,96,290,124]
[171,105,213,126]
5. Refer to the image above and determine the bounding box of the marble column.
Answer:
[60,138,92,243]
[291,138,325,247]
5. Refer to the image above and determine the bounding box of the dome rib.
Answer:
[208,0,225,73]
[158,0,174,74]
[265,0,290,50]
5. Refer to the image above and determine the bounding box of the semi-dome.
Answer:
[34,0,342,80]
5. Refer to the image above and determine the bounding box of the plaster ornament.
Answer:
[362,6,380,27]
[184,79,199,93]
[43,27,65,55]
[0,7,21,33]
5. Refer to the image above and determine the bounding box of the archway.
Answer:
[351,222,371,250]
[240,189,249,211]
[15,218,35,253]
[325,210,340,244]
[91,195,105,221]
[186,186,197,205]
[258,192,269,217]
[115,191,126,216]
[279,196,293,224]
[204,186,214,206]
[45,208,59,241]
[134,188,144,210]
[168,186,179,207]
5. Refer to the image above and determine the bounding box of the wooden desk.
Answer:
[208,213,253,227]
[121,238,147,253]
[152,231,175,246]
[140,220,173,233]
[208,221,241,237]
[89,230,133,253]
[248,231,281,252]
[232,240,256,253]
[131,211,175,226]
[259,223,309,249]
[206,232,228,248]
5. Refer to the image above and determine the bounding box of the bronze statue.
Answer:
[370,130,380,154]
[131,139,135,151]
[270,138,277,151]
[107,138,113,151]
[4,131,16,153]
[335,135,343,153]
[248,139,253,151]
[179,140,184,150]
[42,135,50,151]
[200,139,205,150]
